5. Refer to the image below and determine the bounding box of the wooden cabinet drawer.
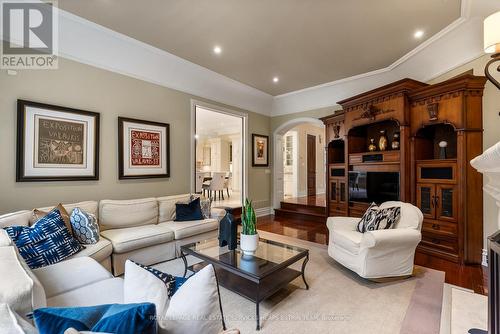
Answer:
[421,233,458,254]
[349,154,362,164]
[422,220,457,238]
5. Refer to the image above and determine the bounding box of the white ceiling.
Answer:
[196,107,242,137]
[59,0,461,96]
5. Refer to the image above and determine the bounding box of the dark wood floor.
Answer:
[257,214,488,295]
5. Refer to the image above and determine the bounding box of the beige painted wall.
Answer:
[0,58,271,213]
[428,54,500,249]
[270,106,341,133]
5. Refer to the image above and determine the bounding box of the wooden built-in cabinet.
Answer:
[322,74,486,264]
[321,111,348,217]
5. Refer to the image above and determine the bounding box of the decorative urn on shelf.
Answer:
[378,130,388,151]
[240,199,259,256]
[368,138,377,152]
[391,132,400,150]
[439,141,448,159]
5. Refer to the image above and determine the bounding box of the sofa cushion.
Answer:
[4,208,83,269]
[159,264,224,334]
[36,201,99,220]
[99,198,158,231]
[67,238,112,264]
[0,304,37,334]
[0,246,46,321]
[160,219,218,240]
[157,194,192,222]
[34,303,157,334]
[0,229,13,246]
[175,197,204,222]
[30,203,73,235]
[33,257,113,299]
[332,229,363,255]
[47,278,124,307]
[70,208,100,244]
[100,224,174,254]
[0,210,31,228]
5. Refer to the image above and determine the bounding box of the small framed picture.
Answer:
[16,100,100,182]
[252,134,269,167]
[118,117,170,179]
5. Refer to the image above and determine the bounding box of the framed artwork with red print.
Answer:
[118,117,170,179]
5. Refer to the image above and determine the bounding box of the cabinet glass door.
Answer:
[330,181,338,203]
[417,183,435,220]
[436,185,458,222]
[339,181,346,204]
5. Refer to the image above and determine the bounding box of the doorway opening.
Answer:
[274,118,326,209]
[192,103,246,208]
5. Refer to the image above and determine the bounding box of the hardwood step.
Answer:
[279,202,326,215]
[274,208,326,223]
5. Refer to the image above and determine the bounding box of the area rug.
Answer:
[154,231,444,334]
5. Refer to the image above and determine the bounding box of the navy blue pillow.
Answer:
[33,303,157,334]
[175,197,204,221]
[4,208,83,269]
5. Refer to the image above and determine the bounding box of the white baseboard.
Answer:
[482,249,488,267]
[255,207,273,217]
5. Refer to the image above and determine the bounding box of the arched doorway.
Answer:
[273,117,325,209]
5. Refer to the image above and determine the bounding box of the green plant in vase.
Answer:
[240,199,259,255]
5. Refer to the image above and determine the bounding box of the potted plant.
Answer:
[240,199,259,256]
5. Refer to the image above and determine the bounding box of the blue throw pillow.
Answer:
[4,208,83,269]
[33,303,157,334]
[70,207,100,244]
[174,197,204,221]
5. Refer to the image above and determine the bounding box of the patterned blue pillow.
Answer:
[33,303,157,334]
[70,207,99,244]
[131,261,188,298]
[4,208,83,269]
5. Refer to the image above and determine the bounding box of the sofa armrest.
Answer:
[361,228,421,249]
[326,216,359,232]
[211,208,227,222]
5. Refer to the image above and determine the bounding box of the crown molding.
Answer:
[271,0,500,116]
[55,6,273,116]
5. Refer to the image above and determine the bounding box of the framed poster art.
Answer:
[16,100,100,182]
[118,117,170,179]
[252,134,269,167]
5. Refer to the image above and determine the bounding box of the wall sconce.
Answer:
[484,11,500,89]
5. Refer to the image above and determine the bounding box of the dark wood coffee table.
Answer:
[180,237,309,330]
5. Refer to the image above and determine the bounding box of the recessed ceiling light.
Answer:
[414,30,424,39]
[273,77,279,83]
[194,134,199,139]
[213,46,222,54]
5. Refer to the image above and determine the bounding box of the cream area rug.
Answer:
[154,231,444,334]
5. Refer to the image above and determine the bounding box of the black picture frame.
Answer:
[252,133,269,167]
[16,99,100,182]
[118,117,170,179]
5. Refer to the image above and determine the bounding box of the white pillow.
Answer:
[159,265,224,334]
[124,261,224,334]
[123,260,172,316]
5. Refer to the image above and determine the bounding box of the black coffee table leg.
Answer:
[256,301,260,330]
[301,254,309,290]
[181,250,188,278]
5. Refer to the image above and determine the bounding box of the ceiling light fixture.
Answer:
[194,134,199,139]
[273,77,279,83]
[414,30,424,39]
[213,46,222,55]
[484,11,500,89]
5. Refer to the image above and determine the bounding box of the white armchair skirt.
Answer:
[326,201,423,279]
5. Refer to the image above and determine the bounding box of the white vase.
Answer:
[240,233,259,256]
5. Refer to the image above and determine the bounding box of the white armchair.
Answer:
[326,201,423,279]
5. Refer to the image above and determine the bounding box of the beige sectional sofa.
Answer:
[0,194,225,276]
